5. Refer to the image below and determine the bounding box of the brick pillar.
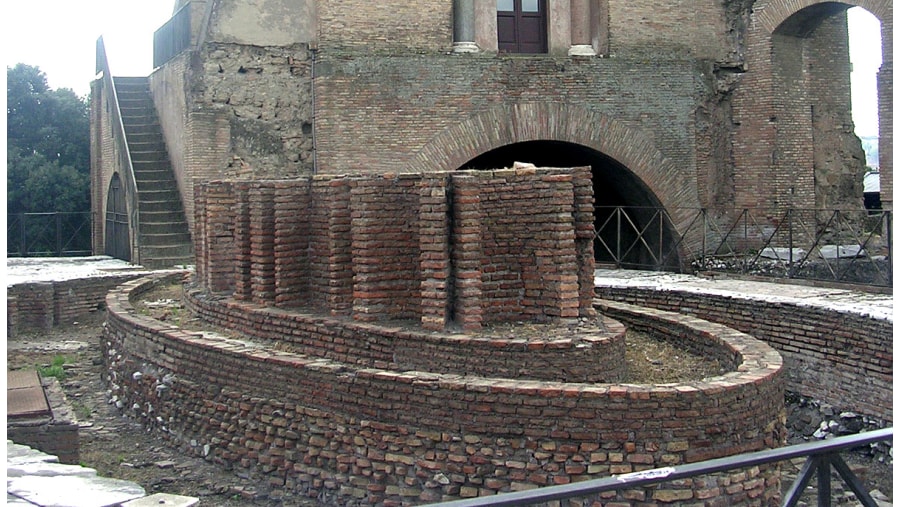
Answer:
[877,61,892,211]
[312,177,353,317]
[535,173,579,319]
[233,182,252,301]
[451,174,483,331]
[572,166,597,318]
[419,175,451,330]
[250,183,276,305]
[193,181,207,286]
[205,181,236,294]
[274,180,311,308]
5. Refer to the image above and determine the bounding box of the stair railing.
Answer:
[96,36,141,263]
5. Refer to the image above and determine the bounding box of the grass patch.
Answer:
[38,355,68,380]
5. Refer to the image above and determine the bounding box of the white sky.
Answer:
[3,0,176,97]
[0,2,886,137]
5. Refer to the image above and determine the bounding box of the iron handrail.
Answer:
[96,36,141,263]
[426,428,892,507]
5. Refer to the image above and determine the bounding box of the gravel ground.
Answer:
[6,283,892,506]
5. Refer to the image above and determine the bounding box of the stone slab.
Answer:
[122,493,200,507]
[7,370,52,419]
[7,475,145,507]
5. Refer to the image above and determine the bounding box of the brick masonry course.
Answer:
[104,272,786,506]
[594,271,893,423]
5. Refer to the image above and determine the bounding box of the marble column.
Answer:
[568,0,596,56]
[453,0,479,53]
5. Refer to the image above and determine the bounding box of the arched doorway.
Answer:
[734,0,892,211]
[459,140,681,270]
[105,173,130,262]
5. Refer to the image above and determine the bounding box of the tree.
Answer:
[7,64,91,214]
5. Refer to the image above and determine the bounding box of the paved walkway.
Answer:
[594,268,893,321]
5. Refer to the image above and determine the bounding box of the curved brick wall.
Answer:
[185,285,628,383]
[595,282,892,422]
[105,273,785,505]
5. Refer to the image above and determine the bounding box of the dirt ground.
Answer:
[6,283,893,506]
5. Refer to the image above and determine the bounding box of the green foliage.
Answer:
[7,148,89,214]
[38,355,69,380]
[7,64,91,215]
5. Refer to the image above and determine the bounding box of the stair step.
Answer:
[140,233,192,247]
[136,181,179,193]
[139,200,186,213]
[140,210,189,223]
[141,221,191,235]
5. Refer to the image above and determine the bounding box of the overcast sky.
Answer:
[1,3,886,138]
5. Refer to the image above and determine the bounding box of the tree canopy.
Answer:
[7,63,90,214]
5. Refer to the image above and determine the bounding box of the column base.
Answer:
[568,44,596,57]
[452,42,480,54]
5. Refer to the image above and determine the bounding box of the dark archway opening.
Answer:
[460,140,681,270]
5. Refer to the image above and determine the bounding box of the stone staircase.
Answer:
[114,77,193,269]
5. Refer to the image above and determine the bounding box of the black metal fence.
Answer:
[427,428,892,507]
[7,212,93,257]
[595,207,892,287]
[153,4,191,68]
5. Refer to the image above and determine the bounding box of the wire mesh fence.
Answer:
[594,207,891,287]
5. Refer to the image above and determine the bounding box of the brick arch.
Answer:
[404,102,699,226]
[754,0,891,34]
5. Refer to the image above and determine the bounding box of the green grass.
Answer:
[38,355,68,380]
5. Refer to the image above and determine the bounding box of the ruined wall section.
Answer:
[808,13,866,210]
[194,168,595,330]
[150,43,314,230]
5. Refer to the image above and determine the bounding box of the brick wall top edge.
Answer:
[201,166,592,186]
[110,274,782,399]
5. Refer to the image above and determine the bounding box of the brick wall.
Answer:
[595,285,893,422]
[105,272,785,505]
[6,274,144,336]
[195,168,596,330]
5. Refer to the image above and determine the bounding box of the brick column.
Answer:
[535,173,579,319]
[319,178,353,316]
[193,181,207,286]
[274,180,311,308]
[419,175,451,330]
[250,183,276,305]
[450,174,483,331]
[205,181,236,294]
[233,182,252,301]
[571,166,596,318]
[568,0,596,56]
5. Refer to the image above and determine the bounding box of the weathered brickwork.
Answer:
[105,272,785,505]
[595,285,892,422]
[6,275,143,336]
[194,168,595,330]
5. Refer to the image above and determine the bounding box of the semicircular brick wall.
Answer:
[104,273,785,505]
[595,282,892,422]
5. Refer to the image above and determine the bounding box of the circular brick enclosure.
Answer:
[105,273,785,505]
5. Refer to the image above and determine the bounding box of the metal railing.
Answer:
[427,428,892,507]
[594,207,892,287]
[7,212,93,257]
[153,4,192,68]
[96,36,141,263]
